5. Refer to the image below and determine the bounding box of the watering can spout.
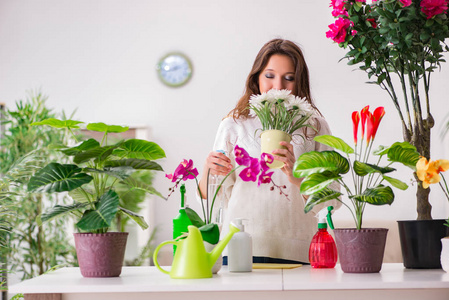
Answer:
[209,223,240,268]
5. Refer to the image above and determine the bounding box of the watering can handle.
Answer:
[153,240,177,275]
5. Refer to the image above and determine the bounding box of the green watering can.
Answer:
[153,224,240,279]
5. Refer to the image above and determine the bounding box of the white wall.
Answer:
[1,0,449,247]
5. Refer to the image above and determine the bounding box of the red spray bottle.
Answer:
[309,206,338,268]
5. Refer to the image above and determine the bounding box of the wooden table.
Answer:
[9,263,449,300]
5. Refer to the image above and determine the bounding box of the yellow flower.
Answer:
[416,156,449,188]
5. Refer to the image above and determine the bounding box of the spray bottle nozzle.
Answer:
[180,184,186,208]
[327,206,335,230]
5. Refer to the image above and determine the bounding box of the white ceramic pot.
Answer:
[441,237,449,272]
[260,129,292,169]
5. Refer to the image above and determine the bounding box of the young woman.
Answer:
[199,39,340,264]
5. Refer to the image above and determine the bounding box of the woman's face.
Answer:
[258,54,296,94]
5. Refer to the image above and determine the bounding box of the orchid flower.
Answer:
[416,157,449,189]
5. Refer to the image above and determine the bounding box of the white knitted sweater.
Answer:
[212,115,341,263]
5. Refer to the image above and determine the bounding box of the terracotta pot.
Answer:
[260,130,291,169]
[74,232,128,277]
[398,219,449,269]
[334,228,388,273]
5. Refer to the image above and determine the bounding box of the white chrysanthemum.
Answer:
[286,96,314,115]
[267,89,292,101]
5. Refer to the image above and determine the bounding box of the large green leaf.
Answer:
[304,187,342,213]
[118,206,149,230]
[351,185,394,205]
[38,202,90,225]
[113,139,166,160]
[28,163,93,193]
[293,151,350,178]
[300,172,341,195]
[353,161,395,176]
[386,142,420,170]
[61,139,100,156]
[86,122,129,133]
[68,187,95,203]
[120,176,165,199]
[185,207,205,228]
[73,142,122,164]
[314,135,354,154]
[76,190,119,231]
[104,159,163,171]
[31,118,84,129]
[199,223,220,245]
[85,166,135,181]
[382,175,409,190]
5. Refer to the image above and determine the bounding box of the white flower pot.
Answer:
[441,237,449,272]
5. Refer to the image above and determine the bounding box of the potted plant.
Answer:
[27,118,166,277]
[164,145,287,273]
[248,89,315,168]
[293,105,419,273]
[326,0,449,268]
[412,156,449,270]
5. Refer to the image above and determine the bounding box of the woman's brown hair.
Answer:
[229,39,321,120]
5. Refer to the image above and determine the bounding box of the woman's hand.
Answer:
[198,151,233,199]
[271,141,303,188]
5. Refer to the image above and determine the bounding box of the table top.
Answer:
[9,263,449,294]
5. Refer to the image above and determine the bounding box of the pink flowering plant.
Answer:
[166,145,287,244]
[326,0,449,220]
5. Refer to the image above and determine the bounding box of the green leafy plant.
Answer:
[28,118,166,234]
[0,92,76,281]
[293,106,420,229]
[326,0,449,220]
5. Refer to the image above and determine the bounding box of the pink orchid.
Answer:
[326,18,353,44]
[235,145,251,166]
[166,159,198,183]
[420,0,448,19]
[260,152,274,172]
[399,0,412,7]
[239,158,261,182]
[258,170,274,187]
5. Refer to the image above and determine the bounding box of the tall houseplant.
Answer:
[326,0,449,220]
[27,118,166,277]
[0,93,76,289]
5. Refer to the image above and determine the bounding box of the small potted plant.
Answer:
[248,89,316,169]
[27,118,166,277]
[293,105,420,273]
[165,145,287,273]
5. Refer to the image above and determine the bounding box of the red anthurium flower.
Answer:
[239,158,261,182]
[366,106,385,143]
[235,145,251,166]
[360,105,370,139]
[420,0,448,19]
[352,111,360,145]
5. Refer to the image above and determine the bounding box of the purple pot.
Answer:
[74,232,128,277]
[334,228,388,273]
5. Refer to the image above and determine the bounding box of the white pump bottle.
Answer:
[228,218,252,272]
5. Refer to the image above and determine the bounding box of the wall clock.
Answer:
[156,52,193,87]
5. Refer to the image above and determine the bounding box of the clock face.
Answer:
[157,53,192,87]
